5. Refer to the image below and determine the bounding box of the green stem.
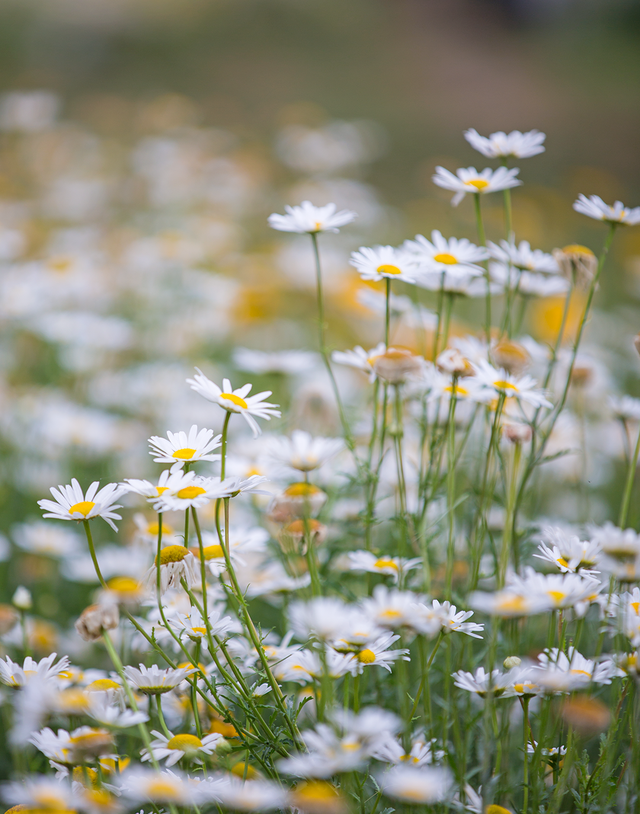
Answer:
[385,277,391,347]
[619,421,640,528]
[473,193,491,345]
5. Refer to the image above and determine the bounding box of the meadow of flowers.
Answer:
[2,93,640,814]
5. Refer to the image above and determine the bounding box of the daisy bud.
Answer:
[491,340,530,375]
[279,518,328,554]
[11,586,32,611]
[372,348,422,384]
[436,348,472,376]
[267,483,327,522]
[503,656,521,670]
[559,695,610,737]
[502,423,532,445]
[553,244,597,291]
[633,332,640,357]
[75,602,120,642]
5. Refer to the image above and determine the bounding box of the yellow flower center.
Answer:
[376,264,402,275]
[176,486,207,500]
[220,393,248,409]
[466,179,489,190]
[292,782,341,805]
[68,501,95,517]
[146,779,182,800]
[557,557,569,568]
[33,791,70,808]
[86,679,120,692]
[192,626,207,634]
[107,576,141,595]
[358,649,376,664]
[563,244,594,256]
[167,733,203,751]
[631,602,640,614]
[493,380,518,392]
[547,590,566,605]
[202,544,224,559]
[231,762,259,779]
[158,545,190,565]
[284,482,321,497]
[156,486,169,495]
[172,448,196,460]
[445,385,469,396]
[70,730,112,748]
[147,521,171,535]
[380,609,402,620]
[374,557,398,571]
[570,669,591,677]
[433,252,458,265]
[498,595,526,612]
[486,806,513,814]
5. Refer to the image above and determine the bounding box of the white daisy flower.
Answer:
[346,632,410,674]
[452,667,513,698]
[464,128,546,159]
[87,695,149,729]
[432,165,522,206]
[416,600,484,639]
[274,648,355,684]
[151,470,234,513]
[489,263,569,296]
[38,479,124,532]
[12,520,81,557]
[377,765,453,804]
[332,342,386,382]
[508,567,602,617]
[360,585,425,632]
[265,430,344,473]
[610,394,640,422]
[213,775,289,811]
[3,776,76,811]
[469,589,550,618]
[535,647,618,692]
[0,652,70,688]
[404,231,487,277]
[573,194,640,225]
[122,664,197,695]
[187,369,281,438]
[141,729,223,766]
[148,425,222,470]
[289,597,352,642]
[346,550,422,582]
[470,359,552,408]
[168,605,238,642]
[349,245,417,283]
[122,469,174,501]
[534,526,601,575]
[233,347,319,375]
[590,522,640,561]
[371,731,444,766]
[118,767,196,806]
[268,200,357,234]
[144,545,201,594]
[487,239,559,273]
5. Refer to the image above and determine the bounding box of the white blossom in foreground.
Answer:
[377,764,453,804]
[148,425,222,469]
[0,653,70,688]
[268,201,357,234]
[38,479,124,532]
[573,194,640,225]
[187,369,281,437]
[432,166,521,206]
[141,730,223,766]
[464,128,546,159]
[404,230,487,277]
[349,245,417,283]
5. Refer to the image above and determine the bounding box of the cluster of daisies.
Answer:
[4,126,640,814]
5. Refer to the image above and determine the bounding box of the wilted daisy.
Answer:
[404,231,487,277]
[377,765,453,804]
[268,201,357,234]
[38,479,124,532]
[141,729,223,766]
[187,369,281,437]
[265,430,344,473]
[332,342,386,382]
[144,545,200,593]
[349,245,417,283]
[432,166,521,206]
[122,664,197,695]
[464,128,546,159]
[573,193,640,225]
[148,425,222,470]
[470,359,552,408]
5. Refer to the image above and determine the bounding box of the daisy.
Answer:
[610,394,640,422]
[470,359,552,408]
[87,695,149,728]
[347,632,410,675]
[268,201,357,234]
[349,245,417,283]
[289,597,352,642]
[118,767,196,806]
[233,347,319,375]
[169,606,237,642]
[141,730,223,766]
[151,470,233,513]
[187,369,281,437]
[360,585,425,632]
[509,568,602,616]
[213,776,289,811]
[0,652,70,688]
[144,545,200,593]
[331,342,386,382]
[432,166,521,206]
[404,231,487,277]
[534,526,601,575]
[346,550,422,582]
[464,128,546,159]
[487,239,559,273]
[452,667,512,698]
[122,469,173,501]
[38,479,123,532]
[3,777,76,811]
[265,430,344,473]
[573,194,640,225]
[416,600,484,639]
[535,647,618,692]
[371,731,444,766]
[377,765,453,804]
[122,664,197,695]
[148,425,222,470]
[274,648,356,684]
[489,264,569,296]
[12,520,81,557]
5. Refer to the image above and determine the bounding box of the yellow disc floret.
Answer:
[176,486,206,500]
[433,252,458,264]
[220,393,248,409]
[376,264,402,275]
[167,733,203,751]
[157,545,190,565]
[466,179,489,190]
[172,448,196,460]
[358,649,376,664]
[68,501,95,517]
